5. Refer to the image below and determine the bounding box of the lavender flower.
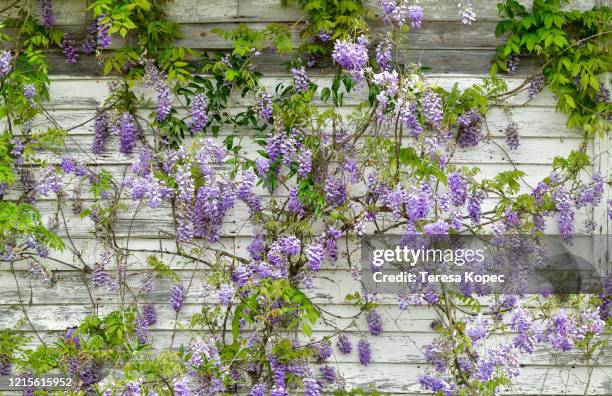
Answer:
[305,242,324,271]
[421,89,443,127]
[458,0,476,25]
[468,191,484,224]
[456,109,482,148]
[258,92,273,122]
[141,304,157,326]
[36,166,62,196]
[288,186,305,216]
[270,386,288,396]
[398,101,422,136]
[511,306,536,353]
[91,250,112,288]
[504,207,521,229]
[357,339,371,366]
[0,51,13,78]
[250,384,266,396]
[37,0,54,28]
[97,16,112,48]
[506,55,520,75]
[332,37,369,79]
[278,235,301,256]
[424,343,447,372]
[23,84,36,101]
[317,30,332,42]
[553,188,574,242]
[315,340,333,362]
[505,122,520,149]
[408,5,424,28]
[375,39,392,71]
[476,358,495,381]
[117,112,137,154]
[191,93,208,133]
[575,173,605,208]
[291,67,310,92]
[529,73,545,98]
[219,283,234,307]
[81,21,98,54]
[423,220,449,237]
[297,149,312,178]
[419,375,450,392]
[152,75,172,121]
[367,310,383,336]
[448,172,467,206]
[336,333,352,354]
[324,177,347,207]
[173,380,190,396]
[466,316,488,342]
[135,317,149,345]
[381,1,423,28]
[61,34,78,65]
[303,377,321,396]
[170,283,185,312]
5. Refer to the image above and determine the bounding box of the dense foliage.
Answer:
[0,0,610,395]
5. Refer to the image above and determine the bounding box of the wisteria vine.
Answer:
[0,1,610,396]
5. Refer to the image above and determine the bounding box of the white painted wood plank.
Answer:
[41,76,562,109]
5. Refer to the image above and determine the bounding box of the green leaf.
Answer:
[225,69,238,81]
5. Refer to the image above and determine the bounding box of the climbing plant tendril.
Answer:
[0,0,610,395]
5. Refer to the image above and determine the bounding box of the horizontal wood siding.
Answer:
[0,1,609,395]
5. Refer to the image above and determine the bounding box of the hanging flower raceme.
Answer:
[332,36,370,82]
[96,16,113,48]
[115,112,137,154]
[291,67,310,91]
[456,109,483,147]
[92,112,110,154]
[170,283,185,312]
[191,93,209,133]
[458,0,476,24]
[61,34,78,65]
[380,0,424,28]
[421,89,444,127]
[375,39,393,71]
[258,92,273,123]
[0,50,13,78]
[37,0,55,28]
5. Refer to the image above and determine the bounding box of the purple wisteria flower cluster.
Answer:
[61,34,78,65]
[332,36,370,82]
[0,51,12,78]
[380,0,424,28]
[37,0,54,28]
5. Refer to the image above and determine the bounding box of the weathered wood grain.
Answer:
[235,0,598,23]
[592,74,611,275]
[1,307,610,367]
[26,133,589,166]
[39,76,562,109]
[172,21,506,50]
[10,105,580,139]
[0,0,87,26]
[0,3,609,394]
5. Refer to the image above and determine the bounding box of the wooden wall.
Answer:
[0,1,610,395]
